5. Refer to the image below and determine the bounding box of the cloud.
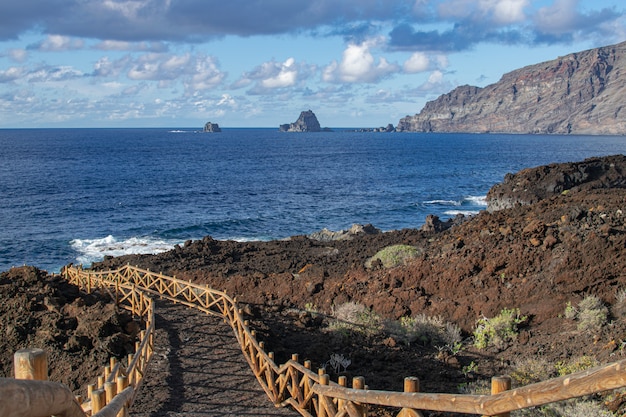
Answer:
[27,65,85,82]
[532,0,622,43]
[323,40,399,83]
[93,40,168,52]
[438,0,529,25]
[403,52,430,73]
[0,0,414,42]
[27,35,85,52]
[0,67,26,83]
[8,49,28,63]
[237,57,315,94]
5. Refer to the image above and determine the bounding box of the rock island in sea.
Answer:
[279,110,332,132]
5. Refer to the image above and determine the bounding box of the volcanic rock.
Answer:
[279,110,322,132]
[203,122,221,132]
[486,154,626,211]
[397,41,626,135]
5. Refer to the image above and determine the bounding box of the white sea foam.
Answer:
[424,199,461,206]
[464,195,488,206]
[70,235,180,266]
[445,209,481,216]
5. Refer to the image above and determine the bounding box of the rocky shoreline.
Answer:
[4,154,626,415]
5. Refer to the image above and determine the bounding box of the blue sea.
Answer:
[1,128,625,273]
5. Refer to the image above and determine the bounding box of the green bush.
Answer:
[565,295,608,331]
[555,355,598,376]
[365,244,420,269]
[473,308,526,350]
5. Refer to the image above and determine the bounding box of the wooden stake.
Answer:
[483,376,512,417]
[92,389,106,413]
[353,376,366,417]
[14,348,48,380]
[105,381,117,403]
[399,377,424,417]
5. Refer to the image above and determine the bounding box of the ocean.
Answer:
[1,128,625,273]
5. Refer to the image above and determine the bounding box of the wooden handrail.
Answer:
[59,265,626,417]
[0,378,86,417]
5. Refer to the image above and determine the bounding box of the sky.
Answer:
[0,0,624,128]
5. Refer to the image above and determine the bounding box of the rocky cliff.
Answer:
[279,110,322,132]
[397,41,626,135]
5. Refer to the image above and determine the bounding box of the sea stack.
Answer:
[279,110,322,132]
[203,122,221,132]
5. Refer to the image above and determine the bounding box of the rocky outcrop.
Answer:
[279,110,322,132]
[397,41,626,135]
[486,154,626,211]
[203,122,221,132]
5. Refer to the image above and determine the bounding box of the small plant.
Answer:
[564,301,577,320]
[385,314,462,349]
[457,379,490,395]
[565,295,608,331]
[329,301,382,334]
[473,308,527,350]
[326,353,351,374]
[555,355,598,376]
[462,361,478,377]
[510,358,553,386]
[365,244,420,269]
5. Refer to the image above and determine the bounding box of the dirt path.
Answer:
[130,301,297,417]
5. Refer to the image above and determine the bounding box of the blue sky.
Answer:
[0,0,624,128]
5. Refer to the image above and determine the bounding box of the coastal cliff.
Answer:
[397,41,626,135]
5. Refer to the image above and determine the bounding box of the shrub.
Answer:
[330,301,381,334]
[510,358,553,386]
[473,308,526,350]
[386,314,462,348]
[365,244,420,269]
[555,355,598,376]
[565,295,608,331]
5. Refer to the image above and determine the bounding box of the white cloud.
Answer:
[324,40,399,83]
[94,40,168,52]
[8,49,28,63]
[0,67,26,83]
[28,66,84,82]
[533,0,578,34]
[237,57,314,94]
[261,57,297,88]
[403,52,430,73]
[438,0,529,25]
[185,56,225,92]
[34,35,85,52]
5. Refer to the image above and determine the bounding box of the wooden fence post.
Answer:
[105,381,117,403]
[92,389,106,413]
[483,376,512,417]
[14,348,48,380]
[398,377,423,417]
[353,376,367,417]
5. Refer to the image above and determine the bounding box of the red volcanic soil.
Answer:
[4,155,626,416]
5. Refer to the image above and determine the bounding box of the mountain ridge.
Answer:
[397,41,626,135]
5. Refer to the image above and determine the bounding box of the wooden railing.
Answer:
[0,266,155,417]
[57,264,626,417]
